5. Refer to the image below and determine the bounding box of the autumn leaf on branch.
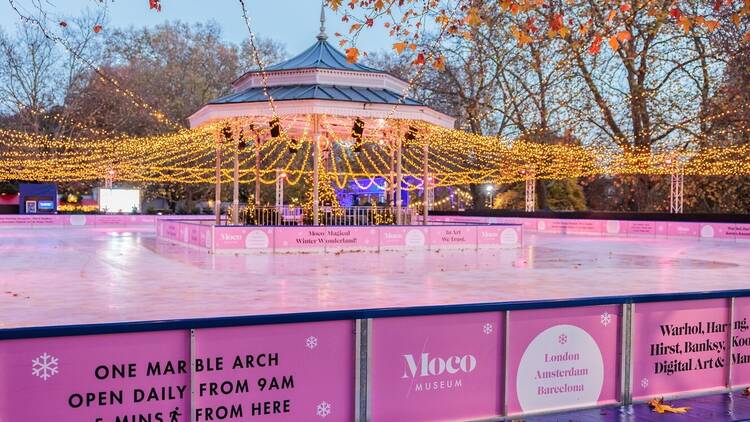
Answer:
[345,47,359,63]
[327,0,342,12]
[59,21,68,28]
[93,24,103,33]
[648,397,690,414]
[393,41,408,54]
[412,52,425,66]
[149,0,162,12]
[433,55,445,70]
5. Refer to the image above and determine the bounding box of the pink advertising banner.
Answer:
[0,330,190,422]
[0,214,62,227]
[667,222,700,238]
[378,226,428,250]
[625,221,658,237]
[698,223,736,240]
[370,312,504,422]
[193,320,354,421]
[427,226,478,249]
[731,297,750,386]
[506,305,621,415]
[94,215,130,227]
[632,299,730,400]
[214,226,273,251]
[272,227,378,252]
[727,223,750,241]
[551,219,603,235]
[477,225,522,248]
[188,224,212,249]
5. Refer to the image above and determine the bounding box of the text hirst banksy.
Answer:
[66,353,293,421]
[647,319,746,375]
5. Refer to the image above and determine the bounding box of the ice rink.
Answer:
[1,227,748,329]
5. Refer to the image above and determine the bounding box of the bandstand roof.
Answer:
[265,39,382,73]
[210,84,423,106]
[188,7,455,129]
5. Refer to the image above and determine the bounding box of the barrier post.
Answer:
[728,297,735,388]
[620,303,634,405]
[354,319,372,422]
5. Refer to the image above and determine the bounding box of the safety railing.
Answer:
[228,205,415,226]
[3,290,750,421]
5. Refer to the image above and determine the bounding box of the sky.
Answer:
[0,0,392,55]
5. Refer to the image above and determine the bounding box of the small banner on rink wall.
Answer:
[507,305,621,415]
[192,320,355,422]
[632,299,731,400]
[0,330,190,421]
[370,312,504,422]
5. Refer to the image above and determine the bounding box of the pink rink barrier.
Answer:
[429,215,750,241]
[155,219,524,254]
[0,214,157,228]
[2,292,750,421]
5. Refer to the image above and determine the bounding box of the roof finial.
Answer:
[317,0,327,41]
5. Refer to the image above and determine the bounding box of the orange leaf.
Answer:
[616,30,632,42]
[328,0,342,12]
[744,32,750,42]
[678,16,692,32]
[393,42,408,54]
[345,47,360,63]
[704,20,720,32]
[93,24,103,33]
[433,55,445,71]
[466,7,482,26]
[608,36,620,51]
[648,397,690,414]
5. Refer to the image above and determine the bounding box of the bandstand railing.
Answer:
[228,206,415,226]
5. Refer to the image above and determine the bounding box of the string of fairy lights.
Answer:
[2,1,749,195]
[2,118,750,189]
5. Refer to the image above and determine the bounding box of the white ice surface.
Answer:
[0,227,748,329]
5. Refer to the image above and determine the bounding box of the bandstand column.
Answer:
[388,143,395,206]
[214,136,222,226]
[313,114,320,226]
[422,142,429,225]
[232,146,240,225]
[395,132,403,225]
[255,137,261,207]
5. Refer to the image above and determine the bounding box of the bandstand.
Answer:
[188,7,454,227]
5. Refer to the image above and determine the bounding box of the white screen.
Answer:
[99,189,140,213]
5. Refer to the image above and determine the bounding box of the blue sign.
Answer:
[37,200,54,210]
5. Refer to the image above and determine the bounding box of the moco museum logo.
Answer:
[401,353,476,392]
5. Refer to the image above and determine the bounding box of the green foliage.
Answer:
[493,179,587,211]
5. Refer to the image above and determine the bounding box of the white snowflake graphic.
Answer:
[306,336,319,350]
[316,401,331,418]
[558,334,568,345]
[483,323,493,335]
[600,312,612,327]
[31,353,59,381]
[641,378,649,388]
